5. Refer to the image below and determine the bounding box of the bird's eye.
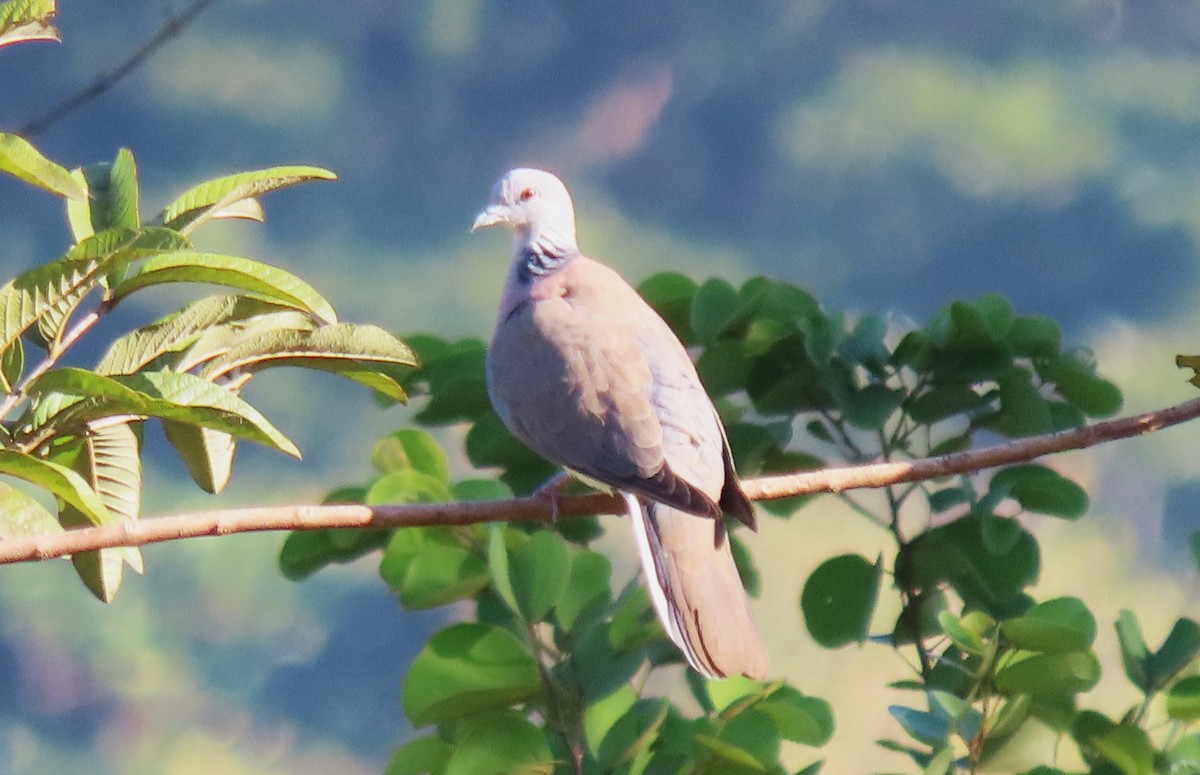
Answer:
[518,187,536,202]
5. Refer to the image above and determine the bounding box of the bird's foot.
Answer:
[533,471,572,522]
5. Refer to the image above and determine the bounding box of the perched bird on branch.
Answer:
[474,167,768,679]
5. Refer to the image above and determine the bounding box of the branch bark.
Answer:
[3,395,1199,566]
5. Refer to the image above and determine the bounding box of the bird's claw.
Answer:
[533,471,572,523]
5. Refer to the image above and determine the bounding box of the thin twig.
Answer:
[16,0,220,137]
[2,396,1200,565]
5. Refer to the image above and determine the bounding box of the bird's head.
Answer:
[472,168,578,256]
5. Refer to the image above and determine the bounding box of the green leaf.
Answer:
[584,684,638,760]
[1001,597,1096,654]
[0,336,23,393]
[757,686,835,746]
[0,449,111,526]
[443,709,553,775]
[989,464,1087,520]
[1148,618,1200,691]
[0,228,188,357]
[78,149,142,234]
[451,478,513,502]
[1115,609,1151,692]
[162,422,235,494]
[556,549,612,630]
[28,368,300,458]
[889,704,950,747]
[1167,676,1200,721]
[401,623,540,727]
[97,295,253,375]
[800,554,880,648]
[718,708,782,769]
[84,420,141,525]
[367,470,451,505]
[506,530,571,623]
[200,322,416,390]
[0,132,83,199]
[157,165,337,232]
[1007,314,1061,358]
[979,366,1052,437]
[1039,351,1123,417]
[994,651,1101,695]
[637,272,698,344]
[908,385,986,424]
[938,610,991,655]
[0,0,58,47]
[278,526,387,581]
[0,481,61,539]
[903,514,1040,616]
[174,309,317,373]
[109,252,338,324]
[386,735,452,775]
[371,428,449,482]
[594,698,670,769]
[839,383,904,430]
[691,278,740,345]
[706,676,764,713]
[1092,725,1154,775]
[693,733,767,773]
[380,527,489,609]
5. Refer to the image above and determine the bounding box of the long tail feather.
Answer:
[624,493,769,679]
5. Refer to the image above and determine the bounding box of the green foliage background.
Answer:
[3,2,1200,774]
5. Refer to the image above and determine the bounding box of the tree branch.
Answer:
[3,395,1199,566]
[16,0,220,138]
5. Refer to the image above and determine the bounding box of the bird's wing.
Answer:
[487,256,727,518]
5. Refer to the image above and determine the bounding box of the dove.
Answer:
[474,168,768,679]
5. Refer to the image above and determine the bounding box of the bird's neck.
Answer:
[514,228,578,278]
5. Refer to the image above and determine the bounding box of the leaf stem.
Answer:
[0,310,102,427]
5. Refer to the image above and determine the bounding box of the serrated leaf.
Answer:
[0,131,82,198]
[163,421,235,494]
[157,165,337,232]
[28,368,299,457]
[0,228,188,357]
[110,252,337,324]
[200,323,417,384]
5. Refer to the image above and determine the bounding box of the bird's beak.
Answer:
[471,205,508,232]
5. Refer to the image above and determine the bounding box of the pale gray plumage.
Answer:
[475,168,768,679]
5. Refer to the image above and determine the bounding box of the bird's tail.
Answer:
[624,493,769,680]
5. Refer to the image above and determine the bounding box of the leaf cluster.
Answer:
[0,17,415,601]
[290,269,1200,774]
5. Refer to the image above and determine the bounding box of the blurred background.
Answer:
[2,1,1200,772]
